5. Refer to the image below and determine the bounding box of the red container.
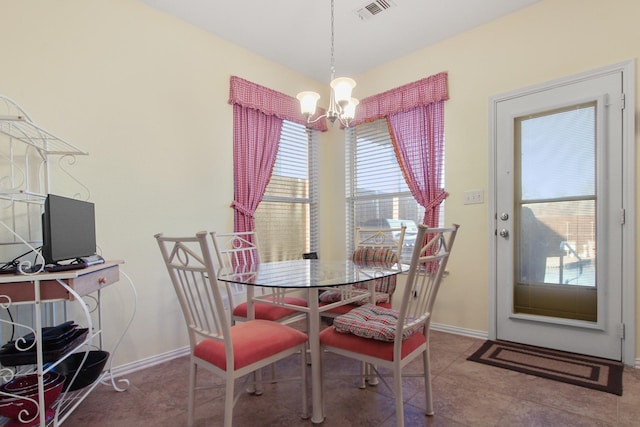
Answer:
[0,373,65,422]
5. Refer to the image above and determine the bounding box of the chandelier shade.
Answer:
[296,91,321,116]
[297,0,358,127]
[342,97,359,120]
[330,77,356,107]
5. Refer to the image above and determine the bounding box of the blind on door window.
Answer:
[255,120,318,262]
[346,118,425,263]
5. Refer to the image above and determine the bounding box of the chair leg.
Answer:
[225,371,235,427]
[253,368,264,395]
[301,343,309,419]
[366,363,379,386]
[393,366,404,427]
[306,315,312,365]
[423,347,434,416]
[359,361,367,389]
[187,360,197,427]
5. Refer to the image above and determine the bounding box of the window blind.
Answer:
[255,120,318,262]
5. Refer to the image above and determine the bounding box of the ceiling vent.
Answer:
[355,0,397,21]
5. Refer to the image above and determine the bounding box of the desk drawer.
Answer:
[0,264,120,303]
[52,264,120,300]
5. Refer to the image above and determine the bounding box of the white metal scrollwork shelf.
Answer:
[0,97,134,426]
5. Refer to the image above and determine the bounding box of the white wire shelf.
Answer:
[0,114,87,157]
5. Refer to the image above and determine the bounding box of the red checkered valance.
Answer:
[350,72,448,126]
[228,76,328,132]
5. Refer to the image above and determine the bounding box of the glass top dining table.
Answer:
[218,258,405,424]
[218,258,404,289]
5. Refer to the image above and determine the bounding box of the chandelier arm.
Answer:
[304,111,350,127]
[305,114,328,125]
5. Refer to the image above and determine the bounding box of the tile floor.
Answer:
[64,330,640,426]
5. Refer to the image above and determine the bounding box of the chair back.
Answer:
[211,231,260,270]
[397,224,459,340]
[352,226,406,298]
[155,232,232,353]
[355,226,406,259]
[212,230,266,309]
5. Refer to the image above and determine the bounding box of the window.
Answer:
[346,118,444,263]
[255,120,318,262]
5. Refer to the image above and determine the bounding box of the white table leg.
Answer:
[245,286,262,395]
[307,289,324,424]
[366,279,379,386]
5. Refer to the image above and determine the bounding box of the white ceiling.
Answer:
[138,0,540,83]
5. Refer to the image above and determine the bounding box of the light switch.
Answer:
[464,189,484,205]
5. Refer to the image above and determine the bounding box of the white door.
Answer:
[492,67,628,360]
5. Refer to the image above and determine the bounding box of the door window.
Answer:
[514,103,597,321]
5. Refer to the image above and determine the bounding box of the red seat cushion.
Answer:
[319,326,425,362]
[233,296,307,321]
[194,319,308,370]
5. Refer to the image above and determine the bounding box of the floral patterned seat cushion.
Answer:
[332,303,423,342]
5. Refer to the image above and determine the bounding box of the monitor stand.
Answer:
[45,255,104,272]
[79,254,105,266]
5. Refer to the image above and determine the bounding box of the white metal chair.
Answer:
[319,224,459,427]
[319,226,406,319]
[155,231,308,427]
[211,231,307,326]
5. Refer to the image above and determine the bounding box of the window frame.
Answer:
[345,119,430,263]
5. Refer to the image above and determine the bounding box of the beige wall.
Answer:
[0,0,637,368]
[333,0,639,358]
[0,0,325,367]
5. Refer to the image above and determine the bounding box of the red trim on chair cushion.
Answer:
[319,326,425,361]
[332,303,422,341]
[320,301,392,316]
[233,297,307,321]
[194,320,308,370]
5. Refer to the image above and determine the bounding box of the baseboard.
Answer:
[431,322,488,340]
[108,326,637,376]
[109,346,190,378]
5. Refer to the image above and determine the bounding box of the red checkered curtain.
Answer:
[228,76,327,233]
[388,102,448,228]
[351,72,449,228]
[230,105,282,233]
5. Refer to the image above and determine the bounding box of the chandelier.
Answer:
[297,0,359,127]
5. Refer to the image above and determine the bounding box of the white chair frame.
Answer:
[155,231,308,427]
[211,230,306,326]
[320,224,459,427]
[354,225,406,259]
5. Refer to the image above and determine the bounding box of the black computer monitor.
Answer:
[41,194,96,264]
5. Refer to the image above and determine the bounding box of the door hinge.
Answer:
[621,208,626,225]
[618,323,625,339]
[621,93,626,110]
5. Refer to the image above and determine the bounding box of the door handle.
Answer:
[499,229,509,238]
